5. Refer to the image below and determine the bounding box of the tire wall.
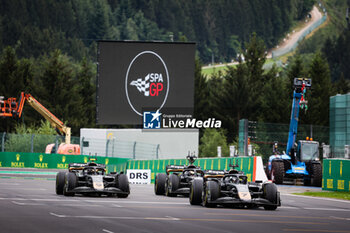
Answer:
[128,157,254,184]
[323,159,350,192]
[0,152,129,174]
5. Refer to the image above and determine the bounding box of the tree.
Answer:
[39,50,83,134]
[194,59,209,121]
[301,52,333,126]
[77,58,96,128]
[4,120,56,153]
[243,32,268,120]
[199,128,229,157]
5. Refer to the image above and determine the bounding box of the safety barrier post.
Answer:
[133,141,136,159]
[55,136,59,153]
[156,144,160,159]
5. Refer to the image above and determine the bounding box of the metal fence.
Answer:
[0,133,159,159]
[239,120,330,160]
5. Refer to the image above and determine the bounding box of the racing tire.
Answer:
[166,174,180,197]
[116,174,130,198]
[154,173,167,195]
[311,163,322,187]
[189,178,203,205]
[203,181,220,208]
[63,172,77,196]
[263,183,278,210]
[271,161,284,184]
[56,171,66,195]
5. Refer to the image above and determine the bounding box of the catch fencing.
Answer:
[0,133,159,160]
[239,120,330,161]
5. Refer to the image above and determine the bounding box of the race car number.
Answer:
[92,176,104,190]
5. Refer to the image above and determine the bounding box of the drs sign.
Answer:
[127,169,151,184]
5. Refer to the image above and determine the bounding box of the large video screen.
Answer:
[97,41,195,125]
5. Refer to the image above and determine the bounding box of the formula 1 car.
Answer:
[189,163,281,210]
[154,153,204,197]
[56,160,130,197]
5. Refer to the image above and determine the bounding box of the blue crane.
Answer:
[266,78,322,186]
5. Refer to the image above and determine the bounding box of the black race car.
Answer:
[56,161,130,197]
[154,154,204,197]
[189,163,281,210]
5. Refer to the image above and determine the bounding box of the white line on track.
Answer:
[304,207,350,212]
[50,212,65,218]
[0,198,26,201]
[112,204,123,207]
[82,200,188,205]
[12,201,45,206]
[165,216,180,220]
[49,212,181,221]
[102,229,114,233]
[0,197,188,205]
[279,206,299,209]
[1,188,47,190]
[283,194,350,204]
[330,216,350,221]
[58,204,101,207]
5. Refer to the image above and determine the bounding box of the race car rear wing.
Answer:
[166,165,185,174]
[68,163,106,170]
[204,170,226,178]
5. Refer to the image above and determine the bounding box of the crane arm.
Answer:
[24,94,71,144]
[286,78,311,155]
[0,92,71,144]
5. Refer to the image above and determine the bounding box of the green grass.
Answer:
[201,58,282,77]
[202,64,235,77]
[293,191,350,201]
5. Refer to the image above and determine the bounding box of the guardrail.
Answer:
[323,159,350,191]
[272,15,327,58]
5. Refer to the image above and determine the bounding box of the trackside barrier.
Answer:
[0,152,129,174]
[0,153,268,185]
[128,157,255,184]
[323,159,350,192]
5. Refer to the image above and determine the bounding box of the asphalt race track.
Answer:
[0,173,350,233]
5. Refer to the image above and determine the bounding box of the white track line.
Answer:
[49,212,180,221]
[12,201,44,206]
[304,208,350,212]
[283,194,350,204]
[102,229,114,233]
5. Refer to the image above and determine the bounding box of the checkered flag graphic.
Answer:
[130,74,150,96]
